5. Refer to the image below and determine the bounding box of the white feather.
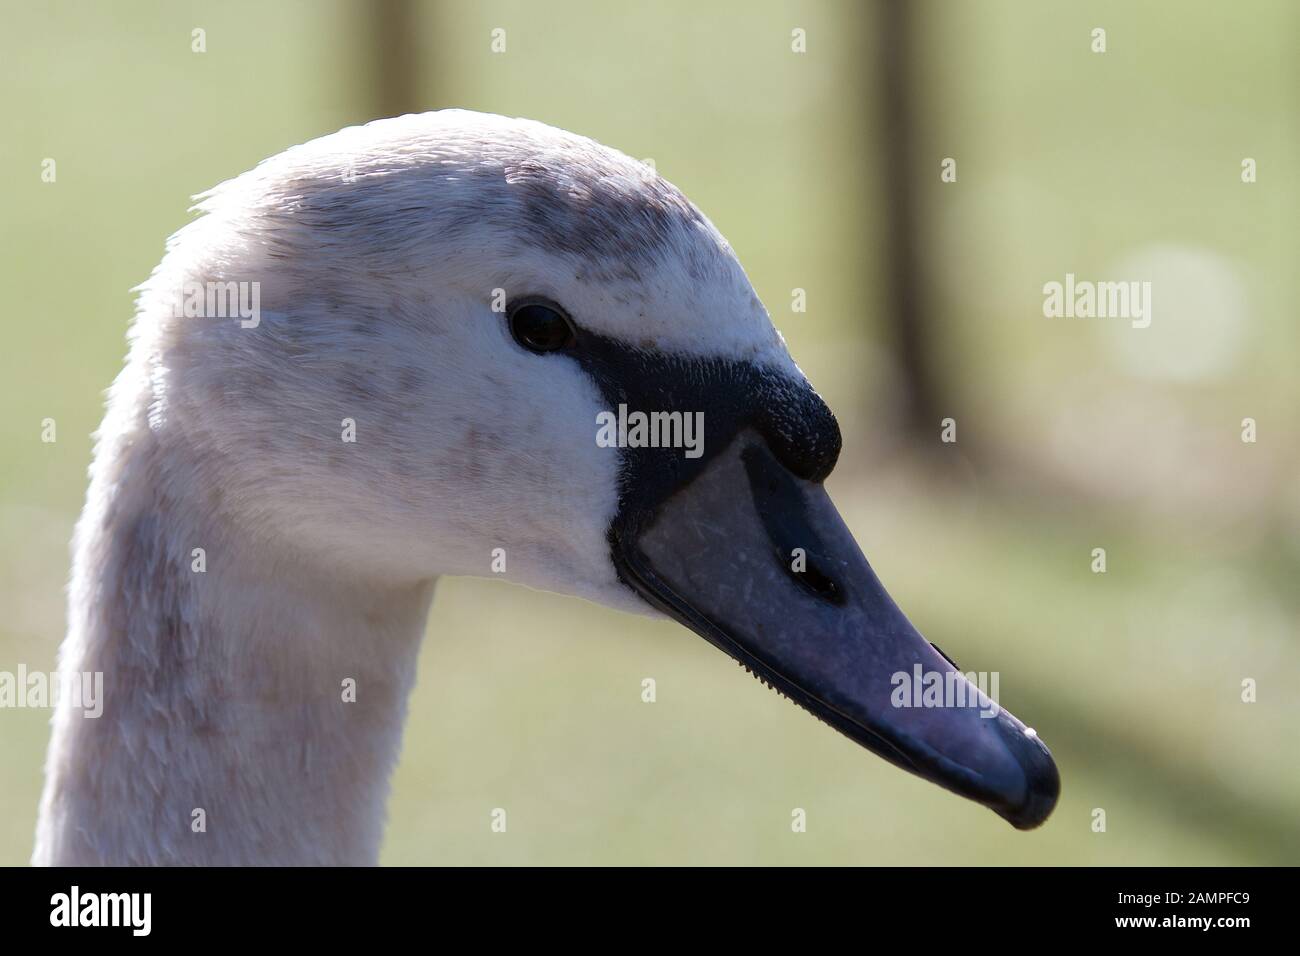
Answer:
[33,110,801,865]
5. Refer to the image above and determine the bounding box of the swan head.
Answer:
[136,110,1058,829]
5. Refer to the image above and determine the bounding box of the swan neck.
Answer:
[34,438,436,865]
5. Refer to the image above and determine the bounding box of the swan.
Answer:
[33,110,1059,866]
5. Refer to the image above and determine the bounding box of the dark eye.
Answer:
[508,300,576,354]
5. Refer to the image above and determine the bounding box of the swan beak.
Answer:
[612,430,1060,829]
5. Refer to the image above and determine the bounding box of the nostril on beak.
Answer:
[782,548,845,605]
[743,440,848,607]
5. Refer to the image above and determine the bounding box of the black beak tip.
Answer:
[994,720,1061,830]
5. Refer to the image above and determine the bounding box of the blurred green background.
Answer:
[1,0,1296,865]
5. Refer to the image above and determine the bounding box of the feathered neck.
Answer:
[33,421,436,865]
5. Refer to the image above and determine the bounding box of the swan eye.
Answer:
[508,301,576,354]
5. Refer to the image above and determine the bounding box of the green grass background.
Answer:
[1,0,1296,864]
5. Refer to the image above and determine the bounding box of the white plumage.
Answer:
[33,111,801,865]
